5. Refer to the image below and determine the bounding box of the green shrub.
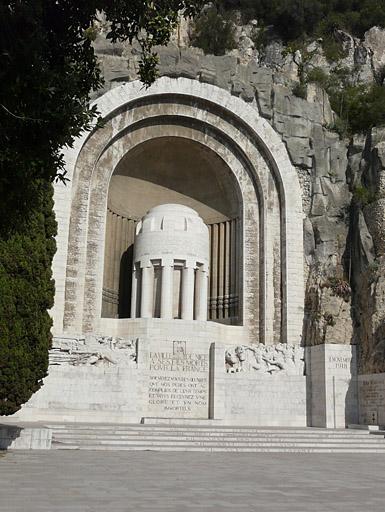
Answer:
[353,184,377,205]
[0,182,56,415]
[330,84,385,135]
[323,277,351,302]
[191,6,236,56]
[321,35,348,63]
[306,67,330,89]
[251,25,268,52]
[292,82,307,99]
[305,64,385,136]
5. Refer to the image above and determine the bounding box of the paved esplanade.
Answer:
[1,451,385,511]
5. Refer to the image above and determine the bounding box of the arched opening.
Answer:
[101,136,243,325]
[55,77,304,345]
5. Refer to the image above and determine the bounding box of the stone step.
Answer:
[52,439,385,449]
[51,426,375,434]
[49,424,385,453]
[48,425,373,435]
[52,433,383,443]
[51,443,385,453]
[51,434,385,445]
[49,431,376,442]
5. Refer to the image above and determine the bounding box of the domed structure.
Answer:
[131,204,209,321]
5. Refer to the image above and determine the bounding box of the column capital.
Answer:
[161,255,174,267]
[139,258,152,269]
[184,258,196,269]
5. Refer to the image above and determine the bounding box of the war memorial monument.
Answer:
[2,23,385,451]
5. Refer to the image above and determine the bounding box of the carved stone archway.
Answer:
[51,77,304,344]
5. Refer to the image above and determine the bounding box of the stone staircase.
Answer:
[50,424,385,453]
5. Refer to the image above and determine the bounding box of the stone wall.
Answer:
[13,335,309,426]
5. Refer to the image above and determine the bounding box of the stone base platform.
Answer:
[0,423,51,450]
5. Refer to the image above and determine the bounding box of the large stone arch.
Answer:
[52,77,304,344]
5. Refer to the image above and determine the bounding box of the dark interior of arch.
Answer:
[102,136,242,324]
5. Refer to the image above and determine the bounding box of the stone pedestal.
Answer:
[307,344,358,428]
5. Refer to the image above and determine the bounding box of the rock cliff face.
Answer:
[91,18,385,373]
[348,128,385,373]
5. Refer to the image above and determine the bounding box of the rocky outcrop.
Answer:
[348,128,385,373]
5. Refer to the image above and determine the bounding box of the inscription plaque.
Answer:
[359,378,385,424]
[147,344,209,418]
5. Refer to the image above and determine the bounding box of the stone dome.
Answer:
[136,203,208,235]
[134,203,209,268]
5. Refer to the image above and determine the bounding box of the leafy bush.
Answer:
[330,84,385,135]
[324,276,351,302]
[0,182,56,415]
[321,34,348,63]
[306,67,330,89]
[292,82,307,99]
[305,65,385,135]
[353,184,377,205]
[191,6,236,55]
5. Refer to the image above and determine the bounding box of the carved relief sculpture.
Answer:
[50,336,138,367]
[225,343,305,375]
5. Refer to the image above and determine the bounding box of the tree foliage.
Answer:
[0,1,203,415]
[191,5,236,55]
[0,1,203,203]
[221,0,385,41]
[0,181,56,415]
[306,67,385,135]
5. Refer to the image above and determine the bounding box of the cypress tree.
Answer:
[0,182,56,415]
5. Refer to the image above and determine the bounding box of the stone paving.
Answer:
[1,450,385,511]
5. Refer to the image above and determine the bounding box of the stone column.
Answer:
[130,266,138,319]
[160,264,173,319]
[210,223,219,319]
[195,267,208,321]
[218,221,225,319]
[181,265,194,320]
[141,264,154,318]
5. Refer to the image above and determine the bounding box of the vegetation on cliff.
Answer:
[222,0,385,41]
[304,67,385,135]
[192,5,236,55]
[194,0,385,54]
